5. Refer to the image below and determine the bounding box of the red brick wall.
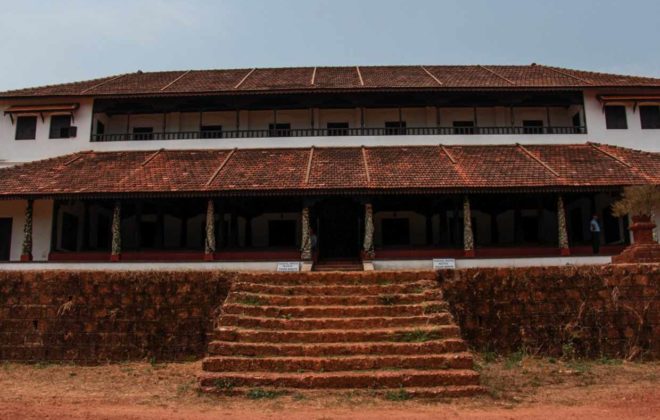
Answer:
[0,270,233,363]
[438,264,660,359]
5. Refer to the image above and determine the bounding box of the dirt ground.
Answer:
[1,356,658,419]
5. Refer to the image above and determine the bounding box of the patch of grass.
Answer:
[378,295,399,305]
[393,329,432,343]
[237,296,263,306]
[34,362,51,369]
[482,351,498,364]
[377,279,392,286]
[504,351,525,369]
[246,388,285,400]
[597,357,623,366]
[567,360,592,374]
[384,388,412,401]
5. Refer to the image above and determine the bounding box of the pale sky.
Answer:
[1,0,659,91]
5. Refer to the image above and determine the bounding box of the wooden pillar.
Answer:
[301,206,312,261]
[245,215,253,247]
[20,199,33,261]
[557,195,570,256]
[463,195,475,257]
[204,199,216,261]
[110,200,121,261]
[425,211,433,246]
[362,203,375,260]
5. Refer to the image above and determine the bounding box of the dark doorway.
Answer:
[0,218,11,261]
[315,198,361,260]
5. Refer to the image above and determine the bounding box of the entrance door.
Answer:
[316,199,361,260]
[0,218,12,261]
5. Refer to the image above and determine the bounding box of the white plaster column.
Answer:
[463,195,475,257]
[363,203,375,260]
[204,199,216,260]
[557,195,570,255]
[110,200,121,261]
[20,199,33,261]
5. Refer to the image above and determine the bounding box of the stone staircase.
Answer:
[198,271,483,398]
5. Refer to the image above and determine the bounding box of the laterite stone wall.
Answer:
[438,264,660,359]
[0,270,233,363]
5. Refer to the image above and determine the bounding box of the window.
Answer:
[384,121,406,135]
[523,120,544,134]
[452,121,475,135]
[640,106,660,129]
[49,115,74,138]
[382,218,410,246]
[605,106,627,129]
[201,125,223,139]
[268,220,296,247]
[268,123,291,137]
[327,122,349,136]
[15,116,37,140]
[0,218,11,261]
[132,127,154,140]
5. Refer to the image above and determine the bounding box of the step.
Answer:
[221,302,449,318]
[202,353,474,373]
[200,384,485,398]
[234,272,435,286]
[207,338,468,357]
[228,291,442,306]
[214,325,461,343]
[199,369,480,389]
[218,313,453,330]
[313,265,364,272]
[233,281,436,296]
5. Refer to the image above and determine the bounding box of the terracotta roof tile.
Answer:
[2,65,660,98]
[0,144,657,198]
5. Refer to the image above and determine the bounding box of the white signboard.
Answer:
[277,262,300,272]
[433,258,456,270]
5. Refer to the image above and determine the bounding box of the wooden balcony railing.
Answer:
[91,126,587,142]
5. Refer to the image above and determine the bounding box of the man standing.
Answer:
[590,214,601,254]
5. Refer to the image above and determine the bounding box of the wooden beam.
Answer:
[80,73,128,94]
[541,65,592,85]
[310,67,317,85]
[362,146,371,184]
[160,70,191,91]
[420,66,443,85]
[440,145,457,164]
[206,148,236,186]
[588,142,633,168]
[141,149,162,167]
[516,143,561,177]
[479,65,515,85]
[304,146,315,184]
[234,68,256,89]
[356,66,365,86]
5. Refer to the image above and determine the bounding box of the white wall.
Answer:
[0,199,52,261]
[2,90,659,168]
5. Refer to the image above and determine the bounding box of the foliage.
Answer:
[611,185,660,217]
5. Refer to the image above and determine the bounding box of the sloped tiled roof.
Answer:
[0,144,657,198]
[2,65,660,98]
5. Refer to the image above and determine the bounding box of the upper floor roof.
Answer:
[2,64,660,99]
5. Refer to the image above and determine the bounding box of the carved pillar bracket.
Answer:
[463,195,475,257]
[204,199,216,260]
[20,199,33,261]
[301,206,312,261]
[557,195,570,255]
[363,203,375,260]
[111,200,122,262]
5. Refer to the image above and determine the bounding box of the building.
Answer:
[0,64,659,269]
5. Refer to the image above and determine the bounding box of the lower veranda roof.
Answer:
[0,143,658,198]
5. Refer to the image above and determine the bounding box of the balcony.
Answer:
[91,125,586,142]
